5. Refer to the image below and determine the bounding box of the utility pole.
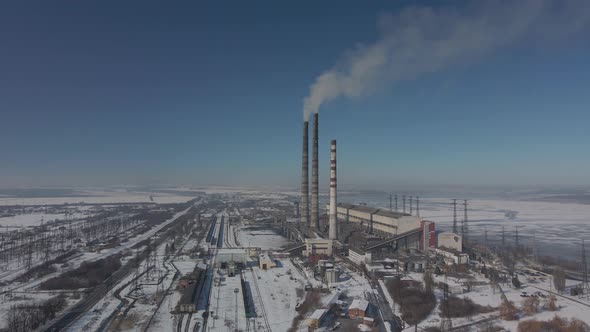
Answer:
[452,199,458,234]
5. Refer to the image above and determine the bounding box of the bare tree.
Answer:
[522,296,540,315]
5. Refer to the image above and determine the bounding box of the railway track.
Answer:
[250,269,271,332]
[177,313,185,332]
[184,313,193,332]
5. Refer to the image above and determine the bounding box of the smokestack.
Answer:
[300,121,309,225]
[329,140,337,240]
[311,113,320,229]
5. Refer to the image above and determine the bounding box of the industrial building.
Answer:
[336,203,421,237]
[304,238,334,256]
[420,220,435,251]
[348,247,372,265]
[215,248,247,266]
[434,247,469,265]
[307,309,328,330]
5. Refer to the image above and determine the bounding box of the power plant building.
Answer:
[336,203,421,237]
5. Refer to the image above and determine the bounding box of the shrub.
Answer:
[517,316,589,332]
[499,299,519,321]
[521,296,540,316]
[439,296,495,318]
[40,254,121,290]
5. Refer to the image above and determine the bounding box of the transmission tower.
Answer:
[394,195,398,212]
[514,225,519,250]
[452,199,458,234]
[416,196,420,218]
[389,193,393,211]
[402,196,406,213]
[409,196,413,215]
[532,230,538,262]
[484,227,488,250]
[462,200,468,240]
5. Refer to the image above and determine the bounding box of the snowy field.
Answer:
[0,211,88,228]
[0,194,197,206]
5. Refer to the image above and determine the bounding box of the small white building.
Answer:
[438,232,463,252]
[258,253,276,270]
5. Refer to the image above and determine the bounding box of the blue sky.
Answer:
[1,1,589,189]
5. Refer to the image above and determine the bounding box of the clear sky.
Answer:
[1,1,589,189]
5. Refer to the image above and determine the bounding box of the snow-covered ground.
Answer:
[237,227,291,250]
[0,211,88,227]
[398,269,590,331]
[0,193,197,206]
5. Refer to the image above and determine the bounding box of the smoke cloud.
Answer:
[303,0,590,120]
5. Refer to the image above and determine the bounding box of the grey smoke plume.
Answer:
[303,0,590,120]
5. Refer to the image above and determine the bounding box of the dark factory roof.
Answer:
[337,202,411,219]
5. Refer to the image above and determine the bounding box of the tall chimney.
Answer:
[311,113,320,229]
[329,140,337,240]
[300,121,309,225]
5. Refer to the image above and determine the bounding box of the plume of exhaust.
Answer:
[302,0,590,120]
